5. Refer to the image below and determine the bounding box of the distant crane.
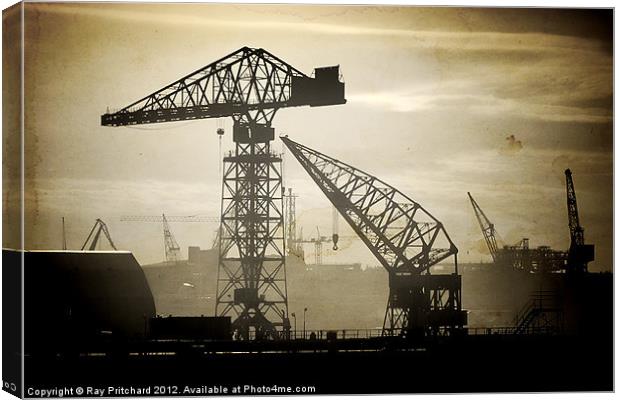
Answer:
[120,214,219,264]
[284,188,355,264]
[81,219,118,251]
[293,227,333,265]
[467,192,567,272]
[283,188,303,258]
[468,176,592,274]
[565,169,594,273]
[468,192,500,262]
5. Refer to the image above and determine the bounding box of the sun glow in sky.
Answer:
[10,4,612,270]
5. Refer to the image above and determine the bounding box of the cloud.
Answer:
[44,4,608,56]
[348,87,612,124]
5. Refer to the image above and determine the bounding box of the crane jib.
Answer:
[101,47,346,128]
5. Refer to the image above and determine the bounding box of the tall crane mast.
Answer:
[467,192,500,262]
[102,47,345,339]
[564,169,594,273]
[282,137,466,337]
[120,214,219,264]
[283,188,303,258]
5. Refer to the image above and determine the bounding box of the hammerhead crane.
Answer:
[102,47,345,339]
[565,169,594,273]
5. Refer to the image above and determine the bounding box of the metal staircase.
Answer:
[514,291,562,335]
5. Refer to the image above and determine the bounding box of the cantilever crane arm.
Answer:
[467,192,500,262]
[282,136,457,275]
[101,47,345,128]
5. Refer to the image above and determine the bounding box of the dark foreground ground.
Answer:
[24,333,612,395]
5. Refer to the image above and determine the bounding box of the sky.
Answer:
[17,4,612,271]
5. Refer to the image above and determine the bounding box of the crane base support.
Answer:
[385,273,467,338]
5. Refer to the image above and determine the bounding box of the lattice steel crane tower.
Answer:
[101,47,345,339]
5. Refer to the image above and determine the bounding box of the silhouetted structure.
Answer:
[468,170,594,274]
[565,169,594,273]
[102,47,346,339]
[81,219,117,251]
[16,250,155,356]
[282,137,466,337]
[468,192,567,272]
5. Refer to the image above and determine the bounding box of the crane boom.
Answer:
[81,219,118,251]
[467,192,500,262]
[565,169,584,246]
[564,169,594,273]
[282,137,456,275]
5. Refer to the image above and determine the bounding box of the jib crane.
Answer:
[102,47,345,339]
[120,214,219,264]
[282,137,466,338]
[81,219,117,251]
[564,169,594,273]
[467,192,500,262]
[467,192,567,273]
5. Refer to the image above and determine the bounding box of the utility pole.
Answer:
[303,307,308,340]
[62,217,67,250]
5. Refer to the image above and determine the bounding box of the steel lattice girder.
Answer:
[281,136,457,275]
[101,47,345,127]
[102,47,303,127]
[216,142,288,339]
